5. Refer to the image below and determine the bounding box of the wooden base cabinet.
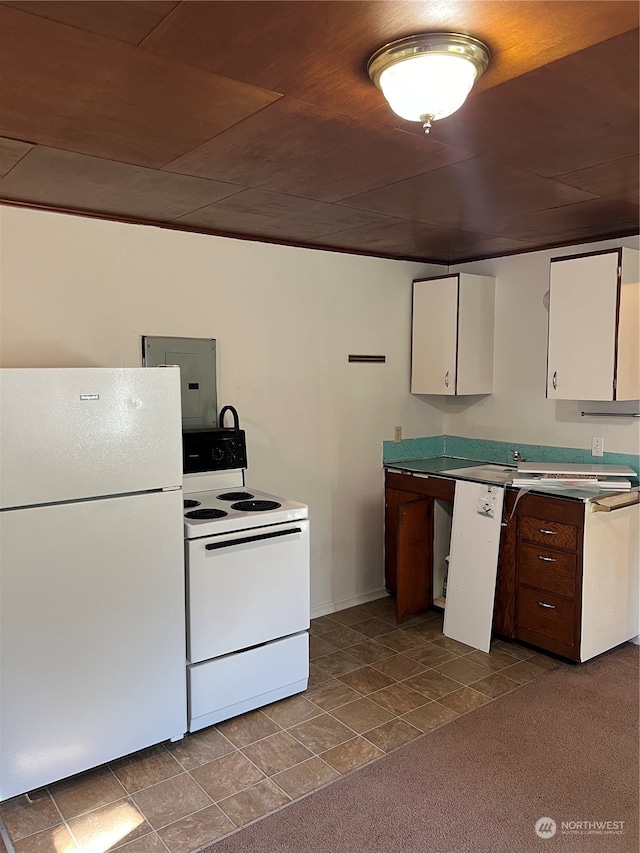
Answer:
[514,492,639,662]
[514,494,583,659]
[492,489,517,638]
[385,471,639,661]
[384,471,454,619]
[384,471,514,625]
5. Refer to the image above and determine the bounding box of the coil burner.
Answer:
[185,508,228,520]
[217,491,255,501]
[230,500,281,512]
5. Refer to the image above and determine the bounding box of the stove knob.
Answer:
[211,446,225,462]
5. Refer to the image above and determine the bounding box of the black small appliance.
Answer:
[182,405,247,474]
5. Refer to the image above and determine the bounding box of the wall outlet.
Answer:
[393,426,402,443]
[591,436,604,457]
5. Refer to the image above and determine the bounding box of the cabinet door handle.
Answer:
[538,601,556,610]
[444,371,449,388]
[552,371,557,390]
[539,528,556,536]
[538,555,556,563]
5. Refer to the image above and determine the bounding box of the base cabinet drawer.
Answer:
[518,543,576,597]
[519,517,578,551]
[517,587,575,646]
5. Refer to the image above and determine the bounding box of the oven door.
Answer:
[186,519,310,663]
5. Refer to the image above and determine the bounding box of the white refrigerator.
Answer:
[0,367,187,801]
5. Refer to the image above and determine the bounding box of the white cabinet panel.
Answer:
[581,501,639,662]
[443,480,504,653]
[411,273,495,395]
[547,248,639,401]
[457,274,496,395]
[411,275,458,395]
[617,251,640,401]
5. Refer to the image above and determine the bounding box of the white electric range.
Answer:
[182,467,310,733]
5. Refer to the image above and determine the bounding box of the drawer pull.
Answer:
[538,555,556,563]
[539,528,557,536]
[538,601,556,610]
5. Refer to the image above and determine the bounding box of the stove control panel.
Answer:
[182,428,247,474]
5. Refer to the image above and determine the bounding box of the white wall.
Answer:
[2,206,637,613]
[448,236,640,456]
[0,205,444,613]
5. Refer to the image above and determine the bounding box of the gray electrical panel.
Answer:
[142,336,217,428]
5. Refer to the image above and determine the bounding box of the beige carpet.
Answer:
[203,643,639,853]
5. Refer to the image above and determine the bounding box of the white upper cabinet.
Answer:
[411,273,496,395]
[546,248,640,401]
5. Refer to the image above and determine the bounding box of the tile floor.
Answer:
[0,597,562,853]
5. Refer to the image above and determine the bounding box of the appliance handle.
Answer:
[205,527,303,550]
[218,404,240,431]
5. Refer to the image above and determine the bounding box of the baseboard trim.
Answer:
[310,587,390,620]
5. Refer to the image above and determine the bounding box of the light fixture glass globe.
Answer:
[378,54,479,123]
[368,33,490,133]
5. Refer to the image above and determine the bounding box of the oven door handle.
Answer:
[205,527,303,550]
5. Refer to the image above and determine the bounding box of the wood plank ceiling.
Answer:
[0,0,638,264]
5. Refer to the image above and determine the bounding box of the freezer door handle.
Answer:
[205,527,303,551]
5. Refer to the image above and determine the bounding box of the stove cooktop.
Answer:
[183,485,308,538]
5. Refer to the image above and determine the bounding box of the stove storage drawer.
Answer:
[186,519,310,664]
[188,632,309,732]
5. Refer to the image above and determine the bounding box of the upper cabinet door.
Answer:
[411,276,458,395]
[616,249,640,401]
[411,273,495,396]
[456,273,496,395]
[547,249,639,401]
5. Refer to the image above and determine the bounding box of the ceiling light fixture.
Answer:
[367,32,490,134]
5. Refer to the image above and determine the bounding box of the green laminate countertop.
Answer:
[383,456,637,502]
